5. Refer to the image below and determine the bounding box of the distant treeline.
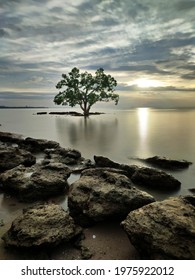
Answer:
[0,106,48,109]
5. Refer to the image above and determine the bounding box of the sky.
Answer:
[0,0,195,109]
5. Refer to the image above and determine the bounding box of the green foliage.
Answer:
[54,67,119,116]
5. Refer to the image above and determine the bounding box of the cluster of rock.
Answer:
[0,131,195,259]
[37,111,104,116]
[0,131,91,201]
[94,155,181,190]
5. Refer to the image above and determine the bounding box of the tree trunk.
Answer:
[83,108,90,117]
[83,101,90,117]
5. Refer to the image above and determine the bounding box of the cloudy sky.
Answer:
[0,0,195,108]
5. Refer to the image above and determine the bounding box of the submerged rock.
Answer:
[0,162,71,201]
[140,155,192,170]
[121,195,195,260]
[68,168,155,227]
[2,204,82,248]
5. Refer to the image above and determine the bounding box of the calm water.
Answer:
[1,107,195,200]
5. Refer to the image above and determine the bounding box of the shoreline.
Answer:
[0,130,194,260]
[0,130,139,260]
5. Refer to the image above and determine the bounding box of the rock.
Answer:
[141,155,192,169]
[68,168,155,227]
[0,162,71,201]
[48,111,104,116]
[121,195,195,260]
[2,204,82,248]
[49,111,84,116]
[94,155,181,191]
[0,219,4,227]
[189,188,195,194]
[37,112,47,115]
[66,150,81,159]
[131,166,181,190]
[0,131,24,145]
[22,137,60,152]
[94,155,122,169]
[45,147,88,170]
[45,147,81,160]
[0,145,36,172]
[94,155,138,177]
[80,246,93,259]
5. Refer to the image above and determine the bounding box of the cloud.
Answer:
[176,0,195,10]
[0,0,195,107]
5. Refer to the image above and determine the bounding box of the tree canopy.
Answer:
[54,67,119,116]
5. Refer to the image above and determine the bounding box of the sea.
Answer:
[0,107,195,201]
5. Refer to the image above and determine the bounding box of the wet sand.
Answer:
[81,222,140,260]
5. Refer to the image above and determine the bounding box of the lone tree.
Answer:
[54,67,119,116]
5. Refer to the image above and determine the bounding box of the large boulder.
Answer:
[0,145,36,172]
[121,195,195,259]
[140,155,192,170]
[0,162,71,201]
[94,155,181,191]
[2,204,82,248]
[68,168,155,226]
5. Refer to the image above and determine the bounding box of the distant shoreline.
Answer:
[1,106,195,110]
[0,106,48,109]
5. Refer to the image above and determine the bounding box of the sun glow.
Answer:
[135,78,164,88]
[137,108,148,139]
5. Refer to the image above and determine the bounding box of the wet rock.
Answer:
[131,166,181,190]
[141,155,192,170]
[80,246,93,259]
[94,155,122,169]
[22,137,60,152]
[189,188,195,194]
[94,155,181,191]
[66,150,81,159]
[0,219,4,227]
[45,147,81,162]
[45,147,91,170]
[48,111,104,117]
[121,195,195,260]
[0,162,71,201]
[0,131,24,145]
[68,168,155,227]
[37,112,47,115]
[49,111,84,116]
[2,204,82,248]
[94,155,138,177]
[0,145,36,172]
[46,147,81,165]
